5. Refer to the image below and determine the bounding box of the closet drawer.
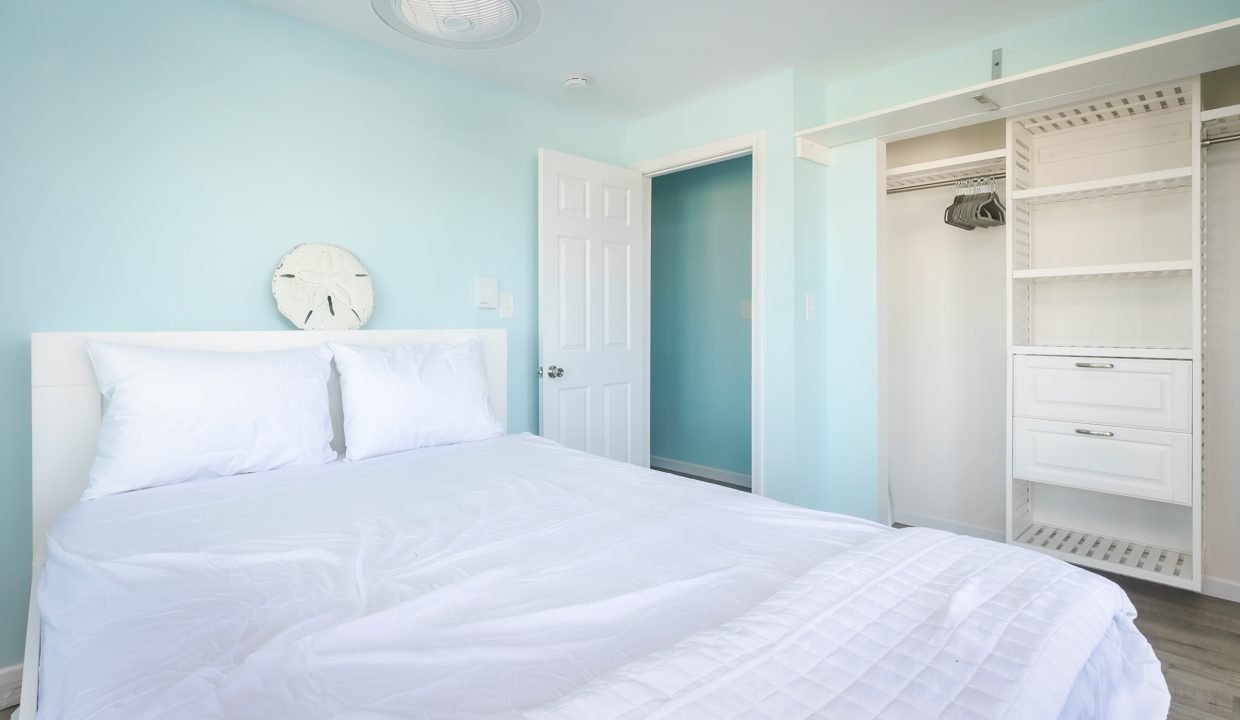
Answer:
[1013,355,1191,432]
[1012,417,1191,505]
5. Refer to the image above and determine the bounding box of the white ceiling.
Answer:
[241,0,1105,120]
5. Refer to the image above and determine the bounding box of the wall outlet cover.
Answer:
[476,276,499,309]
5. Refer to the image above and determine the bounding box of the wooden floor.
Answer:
[1106,573,1240,720]
[2,574,1234,719]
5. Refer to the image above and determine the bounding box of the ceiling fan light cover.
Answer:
[373,0,541,49]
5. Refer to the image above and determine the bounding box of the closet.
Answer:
[884,67,1240,592]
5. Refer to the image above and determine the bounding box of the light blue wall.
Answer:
[650,156,752,476]
[627,71,800,503]
[792,69,833,511]
[0,0,624,666]
[818,140,882,519]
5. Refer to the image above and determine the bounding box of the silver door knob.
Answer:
[547,365,565,379]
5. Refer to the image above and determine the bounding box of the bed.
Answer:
[21,331,1170,719]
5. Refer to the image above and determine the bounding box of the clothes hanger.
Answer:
[944,180,974,231]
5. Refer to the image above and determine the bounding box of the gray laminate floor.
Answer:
[1106,572,1240,720]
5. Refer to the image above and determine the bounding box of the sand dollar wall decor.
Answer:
[272,243,375,330]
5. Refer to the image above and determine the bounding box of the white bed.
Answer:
[23,331,1170,719]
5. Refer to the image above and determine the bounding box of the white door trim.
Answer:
[631,131,766,496]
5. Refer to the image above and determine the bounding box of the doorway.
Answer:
[536,134,765,494]
[646,156,754,491]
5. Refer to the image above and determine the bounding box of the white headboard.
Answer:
[29,329,508,565]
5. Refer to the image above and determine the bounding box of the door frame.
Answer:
[631,131,766,495]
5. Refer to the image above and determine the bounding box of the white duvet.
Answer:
[37,434,1168,719]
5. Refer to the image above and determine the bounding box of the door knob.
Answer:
[547,365,565,378]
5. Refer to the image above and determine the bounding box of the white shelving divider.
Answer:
[1011,167,1192,204]
[885,149,1006,191]
[1011,260,1194,281]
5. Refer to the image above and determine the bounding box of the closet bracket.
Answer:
[795,137,831,167]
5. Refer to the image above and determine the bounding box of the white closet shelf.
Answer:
[1012,346,1194,360]
[1015,80,1192,135]
[1011,167,1192,204]
[1011,260,1194,281]
[885,150,1006,190]
[1202,103,1240,141]
[1015,522,1194,588]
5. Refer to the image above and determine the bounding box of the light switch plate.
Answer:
[741,300,752,320]
[499,293,514,318]
[804,293,817,321]
[476,276,499,309]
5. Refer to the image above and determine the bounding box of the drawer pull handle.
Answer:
[1075,428,1115,438]
[1075,362,1115,369]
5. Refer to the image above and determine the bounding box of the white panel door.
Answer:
[537,149,648,465]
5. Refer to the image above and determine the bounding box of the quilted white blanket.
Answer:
[36,435,1168,719]
[533,528,1169,720]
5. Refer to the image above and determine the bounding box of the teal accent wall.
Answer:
[627,71,800,503]
[0,0,623,666]
[650,156,752,477]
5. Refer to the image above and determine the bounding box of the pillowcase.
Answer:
[83,341,336,499]
[331,340,503,461]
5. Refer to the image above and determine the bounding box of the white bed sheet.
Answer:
[36,434,1167,719]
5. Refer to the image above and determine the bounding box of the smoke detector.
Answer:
[563,74,592,91]
[371,0,542,49]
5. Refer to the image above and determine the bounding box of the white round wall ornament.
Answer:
[272,243,375,330]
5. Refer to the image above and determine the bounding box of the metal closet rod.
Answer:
[886,173,1005,195]
[1204,131,1240,147]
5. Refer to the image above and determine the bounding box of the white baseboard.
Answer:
[0,664,21,709]
[1203,575,1240,603]
[650,456,751,489]
[891,509,1006,543]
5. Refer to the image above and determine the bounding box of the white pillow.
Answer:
[331,340,503,460]
[84,341,336,499]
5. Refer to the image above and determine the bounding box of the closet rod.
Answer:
[1203,131,1240,147]
[886,172,1006,195]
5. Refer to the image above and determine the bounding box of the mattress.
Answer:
[35,433,1168,719]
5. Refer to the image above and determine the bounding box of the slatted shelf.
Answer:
[1015,81,1192,135]
[1011,167,1192,204]
[885,149,1006,191]
[1015,522,1194,587]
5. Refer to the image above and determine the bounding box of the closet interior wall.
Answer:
[884,121,1008,538]
[1203,64,1240,588]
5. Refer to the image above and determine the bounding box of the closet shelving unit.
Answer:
[1005,78,1203,590]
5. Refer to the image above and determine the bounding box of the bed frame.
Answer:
[17,329,508,719]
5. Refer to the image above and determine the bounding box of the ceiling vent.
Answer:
[371,0,541,49]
